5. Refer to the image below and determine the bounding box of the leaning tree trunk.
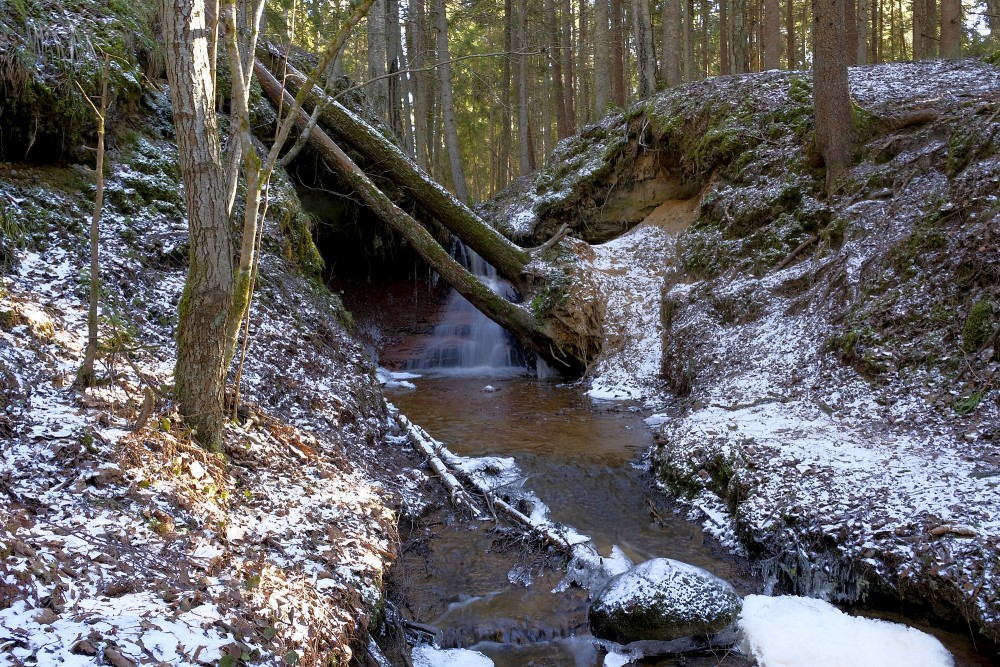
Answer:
[258,52,530,282]
[255,63,596,375]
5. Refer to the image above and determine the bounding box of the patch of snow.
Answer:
[738,595,955,667]
[411,644,495,667]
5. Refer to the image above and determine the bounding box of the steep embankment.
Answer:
[501,58,1000,645]
[0,89,403,667]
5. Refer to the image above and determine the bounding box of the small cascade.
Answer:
[408,243,528,375]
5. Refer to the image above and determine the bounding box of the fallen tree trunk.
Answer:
[257,46,530,284]
[255,63,588,375]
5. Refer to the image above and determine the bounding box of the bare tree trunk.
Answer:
[763,0,781,68]
[812,0,854,190]
[662,0,683,83]
[633,0,657,96]
[77,55,110,390]
[561,0,576,130]
[387,0,412,153]
[545,0,570,139]
[595,0,613,110]
[408,0,430,170]
[578,0,590,123]
[611,0,627,105]
[700,0,709,76]
[784,0,794,67]
[939,0,960,57]
[731,0,748,72]
[682,0,694,79]
[500,0,513,185]
[856,0,868,63]
[722,0,731,73]
[433,0,470,203]
[367,0,389,120]
[162,0,235,450]
[517,0,533,174]
[845,0,858,63]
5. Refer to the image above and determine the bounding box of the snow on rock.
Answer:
[588,558,742,644]
[411,644,495,667]
[738,595,955,667]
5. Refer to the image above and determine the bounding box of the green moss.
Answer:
[946,117,998,177]
[0,0,158,161]
[962,301,995,352]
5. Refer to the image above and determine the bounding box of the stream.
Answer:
[375,247,992,666]
[388,375,994,667]
[388,375,756,667]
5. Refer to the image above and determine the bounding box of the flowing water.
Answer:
[389,376,755,666]
[406,244,528,375]
[384,256,993,666]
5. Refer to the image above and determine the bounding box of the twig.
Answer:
[774,234,819,272]
[534,222,571,255]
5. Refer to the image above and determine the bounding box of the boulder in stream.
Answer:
[588,558,742,644]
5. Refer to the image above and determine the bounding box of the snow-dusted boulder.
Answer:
[588,558,741,644]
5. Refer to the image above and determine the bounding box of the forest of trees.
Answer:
[267,0,999,202]
[157,0,998,447]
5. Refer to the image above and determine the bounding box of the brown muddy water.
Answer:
[388,374,756,667]
[387,374,996,667]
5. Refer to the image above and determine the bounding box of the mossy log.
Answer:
[257,46,530,284]
[254,63,590,375]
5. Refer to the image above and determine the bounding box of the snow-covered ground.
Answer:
[569,59,1000,648]
[0,141,399,666]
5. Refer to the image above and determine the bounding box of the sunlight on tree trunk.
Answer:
[161,0,372,450]
[75,52,110,390]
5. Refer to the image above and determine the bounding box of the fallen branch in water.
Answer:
[392,408,575,551]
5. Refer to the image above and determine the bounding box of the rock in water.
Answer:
[588,558,741,644]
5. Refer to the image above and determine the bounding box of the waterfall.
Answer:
[408,243,528,375]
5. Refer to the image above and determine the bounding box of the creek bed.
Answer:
[388,374,755,666]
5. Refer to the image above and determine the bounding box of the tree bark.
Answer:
[367,0,389,120]
[856,0,868,63]
[683,0,695,80]
[845,0,858,64]
[731,0,748,72]
[259,56,531,282]
[763,0,781,68]
[387,0,412,153]
[611,0,627,105]
[433,0,470,203]
[408,0,430,170]
[256,64,592,376]
[939,0,960,57]
[500,0,513,184]
[722,0,731,73]
[545,0,570,139]
[578,0,590,123]
[162,0,235,450]
[662,0,683,84]
[77,55,109,390]
[812,0,854,190]
[517,0,533,174]
[784,0,794,68]
[595,0,613,111]
[633,0,657,96]
[561,0,576,130]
